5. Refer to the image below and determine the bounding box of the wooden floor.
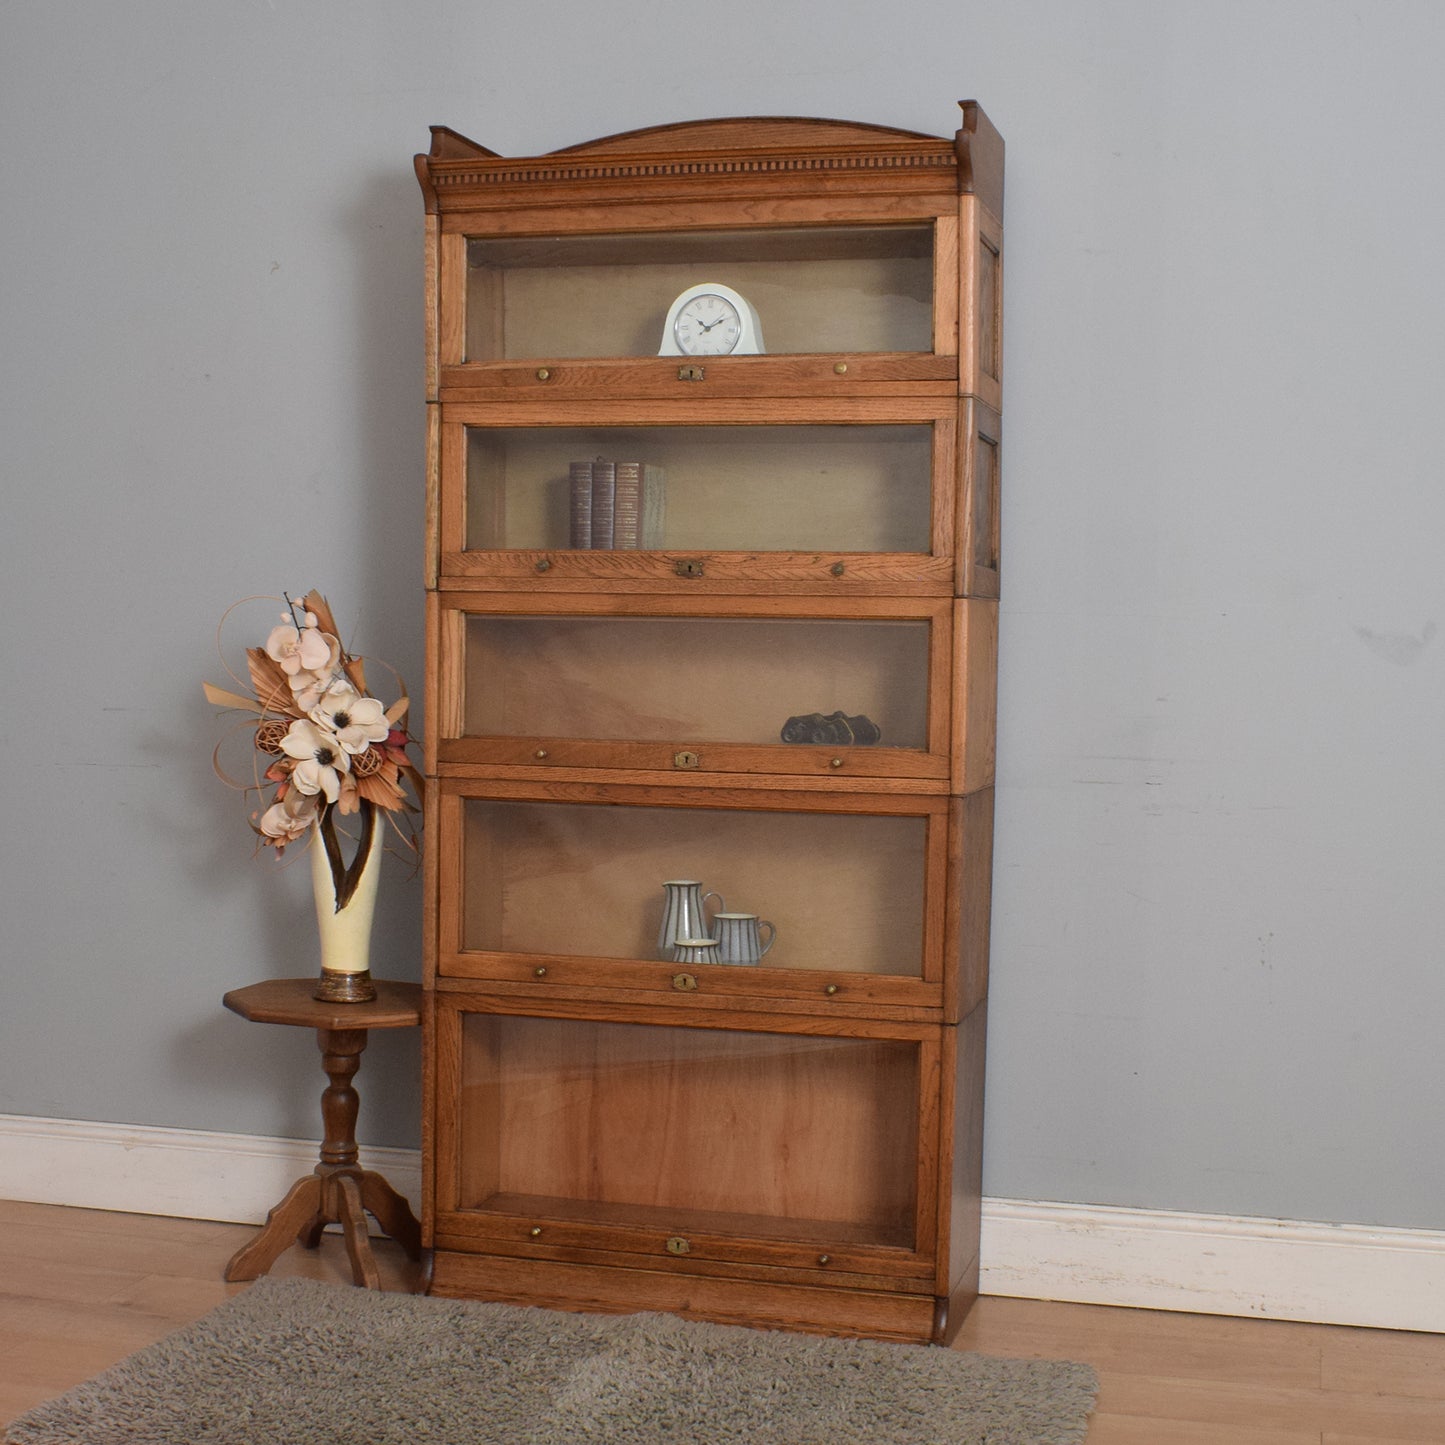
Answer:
[2,1198,1444,1443]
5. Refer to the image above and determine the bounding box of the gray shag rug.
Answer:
[8,1278,1097,1445]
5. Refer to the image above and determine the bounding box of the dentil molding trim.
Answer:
[3,1112,1439,1332]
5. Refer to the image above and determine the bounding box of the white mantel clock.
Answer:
[658,282,765,356]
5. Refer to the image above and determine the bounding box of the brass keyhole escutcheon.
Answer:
[673,750,699,770]
[672,972,698,992]
[677,364,706,382]
[674,558,706,578]
[666,1236,692,1255]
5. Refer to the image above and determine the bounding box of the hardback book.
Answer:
[612,462,666,549]
[568,460,594,548]
[589,459,617,549]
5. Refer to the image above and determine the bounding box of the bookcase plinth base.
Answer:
[427,1249,947,1344]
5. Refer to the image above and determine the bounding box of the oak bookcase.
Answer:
[415,103,1003,1344]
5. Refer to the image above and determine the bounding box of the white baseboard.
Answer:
[981,1196,1445,1332]
[3,1114,1441,1332]
[0,1113,420,1230]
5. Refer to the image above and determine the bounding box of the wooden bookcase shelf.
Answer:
[463,223,938,360]
[417,103,1003,1344]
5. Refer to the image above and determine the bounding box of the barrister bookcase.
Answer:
[415,102,1003,1344]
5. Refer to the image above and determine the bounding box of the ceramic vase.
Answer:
[310,809,382,1003]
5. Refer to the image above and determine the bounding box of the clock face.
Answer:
[672,292,743,355]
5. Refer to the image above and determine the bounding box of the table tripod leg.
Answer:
[360,1171,423,1260]
[224,1174,324,1282]
[336,1173,380,1290]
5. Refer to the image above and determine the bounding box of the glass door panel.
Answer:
[464,423,933,554]
[457,1014,920,1250]
[463,614,931,751]
[461,797,927,976]
[465,225,936,361]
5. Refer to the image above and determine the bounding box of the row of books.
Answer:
[570,459,666,549]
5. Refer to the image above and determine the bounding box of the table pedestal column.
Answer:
[224,1025,421,1289]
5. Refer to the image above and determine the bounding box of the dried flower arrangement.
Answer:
[203,590,421,908]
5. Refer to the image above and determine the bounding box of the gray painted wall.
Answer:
[3,1,1442,1230]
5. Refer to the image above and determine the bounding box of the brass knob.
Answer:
[830,562,845,577]
[535,367,551,381]
[530,1226,543,1237]
[830,758,844,768]
[824,984,839,996]
[818,1254,832,1266]
[833,362,848,375]
[535,558,552,572]
[534,749,549,759]
[534,966,547,978]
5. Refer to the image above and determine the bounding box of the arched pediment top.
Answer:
[417,103,1000,215]
[549,115,947,157]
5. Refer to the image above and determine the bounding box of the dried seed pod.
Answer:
[351,745,385,778]
[254,718,291,755]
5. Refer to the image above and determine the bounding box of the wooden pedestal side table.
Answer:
[222,977,423,1289]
